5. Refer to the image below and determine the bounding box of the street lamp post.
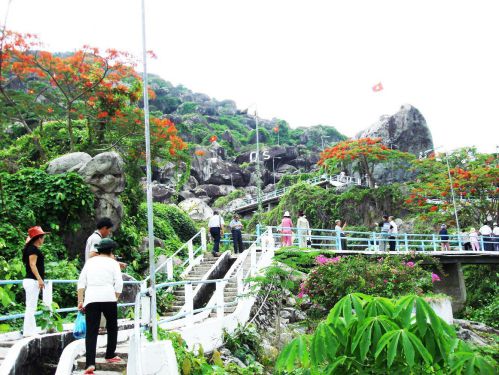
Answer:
[253,108,263,215]
[140,0,157,341]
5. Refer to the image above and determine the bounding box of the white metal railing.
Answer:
[235,173,363,209]
[267,226,499,252]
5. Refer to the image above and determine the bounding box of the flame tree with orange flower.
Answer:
[407,148,499,226]
[318,138,414,187]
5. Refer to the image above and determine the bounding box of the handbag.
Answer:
[73,311,86,339]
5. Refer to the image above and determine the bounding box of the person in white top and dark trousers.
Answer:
[479,222,493,251]
[208,211,225,256]
[85,217,114,262]
[388,216,398,251]
[493,223,499,251]
[78,238,123,374]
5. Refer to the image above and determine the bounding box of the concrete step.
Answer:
[76,356,127,371]
[0,341,15,348]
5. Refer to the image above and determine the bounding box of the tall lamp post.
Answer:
[250,106,263,216]
[140,0,157,341]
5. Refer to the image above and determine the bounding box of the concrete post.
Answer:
[166,258,173,280]
[200,227,207,252]
[185,283,194,326]
[432,234,438,252]
[188,240,194,266]
[404,233,409,251]
[433,262,466,313]
[216,280,224,320]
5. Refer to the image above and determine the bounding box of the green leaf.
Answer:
[394,295,415,327]
[415,298,428,337]
[311,323,338,365]
[401,331,415,367]
[407,331,432,365]
[387,330,401,368]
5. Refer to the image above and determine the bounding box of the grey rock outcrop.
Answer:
[46,152,92,174]
[354,104,434,184]
[179,198,213,220]
[355,104,433,156]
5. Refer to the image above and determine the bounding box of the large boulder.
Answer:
[191,152,248,187]
[354,104,434,184]
[179,198,213,221]
[46,152,92,174]
[194,184,235,200]
[355,104,433,156]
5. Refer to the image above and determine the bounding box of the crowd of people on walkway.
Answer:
[457,222,499,252]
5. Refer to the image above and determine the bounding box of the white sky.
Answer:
[1,0,498,153]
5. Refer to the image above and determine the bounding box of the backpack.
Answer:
[381,222,391,233]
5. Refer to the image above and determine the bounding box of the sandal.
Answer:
[83,366,95,374]
[105,356,123,363]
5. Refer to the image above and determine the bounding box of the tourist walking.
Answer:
[22,226,49,336]
[377,215,393,251]
[335,219,347,250]
[280,211,293,247]
[78,238,123,375]
[297,211,311,248]
[493,222,499,251]
[439,224,450,251]
[229,214,244,254]
[85,218,114,262]
[479,222,493,251]
[388,216,398,251]
[470,227,480,251]
[208,211,225,256]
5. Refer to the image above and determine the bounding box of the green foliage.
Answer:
[276,293,497,374]
[0,168,94,258]
[38,302,64,333]
[223,324,264,368]
[458,265,499,328]
[274,249,323,273]
[213,189,245,208]
[301,255,435,310]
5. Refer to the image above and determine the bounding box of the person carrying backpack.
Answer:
[377,215,393,251]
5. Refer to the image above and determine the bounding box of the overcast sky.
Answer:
[1,0,498,153]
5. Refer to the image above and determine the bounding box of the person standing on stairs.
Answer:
[229,214,244,254]
[22,226,50,337]
[77,238,123,375]
[208,211,225,256]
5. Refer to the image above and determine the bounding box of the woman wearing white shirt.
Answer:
[77,238,123,374]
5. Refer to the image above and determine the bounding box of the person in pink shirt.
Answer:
[280,211,293,247]
[470,227,480,251]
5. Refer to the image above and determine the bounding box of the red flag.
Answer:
[372,82,383,92]
[273,127,279,133]
[209,135,218,143]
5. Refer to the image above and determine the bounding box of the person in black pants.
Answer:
[230,214,244,254]
[208,211,225,256]
[77,239,123,374]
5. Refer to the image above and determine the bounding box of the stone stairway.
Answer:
[163,254,219,317]
[209,249,262,317]
[72,343,128,374]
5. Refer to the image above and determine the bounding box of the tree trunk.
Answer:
[67,105,75,151]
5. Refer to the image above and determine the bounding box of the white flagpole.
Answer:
[140,0,157,341]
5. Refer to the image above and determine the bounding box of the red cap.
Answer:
[25,226,50,244]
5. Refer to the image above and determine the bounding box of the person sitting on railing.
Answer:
[280,211,293,247]
[229,214,244,254]
[335,219,348,250]
[22,226,50,337]
[297,211,311,248]
[208,211,225,257]
[439,224,450,251]
[77,238,123,375]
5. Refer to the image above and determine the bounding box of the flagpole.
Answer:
[140,0,157,342]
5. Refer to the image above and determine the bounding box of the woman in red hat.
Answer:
[22,226,49,336]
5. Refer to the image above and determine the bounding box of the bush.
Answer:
[301,255,435,309]
[213,189,245,208]
[276,294,496,374]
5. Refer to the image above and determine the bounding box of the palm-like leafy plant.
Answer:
[276,294,496,374]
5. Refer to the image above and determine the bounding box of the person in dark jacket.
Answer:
[439,224,450,251]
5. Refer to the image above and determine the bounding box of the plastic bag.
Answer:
[73,311,86,339]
